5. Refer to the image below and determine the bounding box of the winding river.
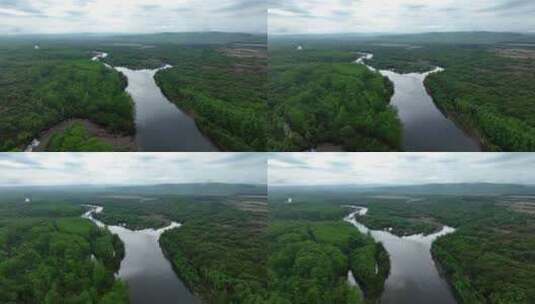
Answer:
[356,53,481,152]
[94,52,217,152]
[344,206,457,304]
[82,205,201,304]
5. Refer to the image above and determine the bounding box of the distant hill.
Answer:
[270,183,535,196]
[269,31,535,46]
[0,31,267,45]
[107,183,267,196]
[0,183,267,198]
[365,183,535,195]
[110,32,266,45]
[372,31,535,45]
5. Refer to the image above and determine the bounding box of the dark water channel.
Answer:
[83,205,201,304]
[344,206,457,304]
[357,53,481,151]
[93,51,217,151]
[115,66,217,152]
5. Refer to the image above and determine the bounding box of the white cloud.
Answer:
[269,0,535,34]
[0,0,266,34]
[0,153,267,186]
[268,153,535,186]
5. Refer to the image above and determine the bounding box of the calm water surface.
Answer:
[357,53,481,152]
[344,206,457,304]
[93,51,216,151]
[83,205,201,304]
[115,66,217,152]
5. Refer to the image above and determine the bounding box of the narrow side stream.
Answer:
[344,206,457,304]
[356,53,481,152]
[82,205,201,304]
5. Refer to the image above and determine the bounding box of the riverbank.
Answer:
[345,205,457,304]
[1,51,135,151]
[29,119,136,152]
[154,85,228,151]
[359,43,535,151]
[115,65,217,152]
[357,52,481,152]
[159,197,270,303]
[82,205,201,304]
[423,80,495,151]
[269,49,402,151]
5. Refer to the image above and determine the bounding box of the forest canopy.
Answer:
[268,49,401,151]
[0,41,135,151]
[0,200,127,303]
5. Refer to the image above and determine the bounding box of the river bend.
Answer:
[356,53,481,152]
[344,206,457,304]
[82,205,201,304]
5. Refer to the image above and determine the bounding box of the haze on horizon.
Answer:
[0,153,267,187]
[269,153,535,186]
[0,0,266,35]
[268,0,535,35]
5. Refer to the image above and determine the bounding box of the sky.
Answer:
[269,153,535,186]
[0,153,267,186]
[0,0,266,34]
[269,0,535,34]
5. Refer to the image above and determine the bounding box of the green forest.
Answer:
[46,123,115,152]
[268,49,401,151]
[355,44,535,151]
[270,33,535,151]
[154,46,268,151]
[269,186,535,304]
[326,193,535,304]
[160,197,269,303]
[67,190,391,304]
[268,201,390,304]
[2,183,535,304]
[92,34,268,151]
[430,197,535,303]
[0,33,267,152]
[83,194,270,303]
[0,200,128,304]
[0,42,134,151]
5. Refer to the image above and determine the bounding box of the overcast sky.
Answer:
[0,153,266,186]
[0,0,266,34]
[269,0,535,34]
[269,153,535,186]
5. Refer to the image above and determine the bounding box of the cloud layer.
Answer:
[269,153,535,186]
[0,153,267,186]
[4,1,533,35]
[0,0,266,34]
[269,0,535,34]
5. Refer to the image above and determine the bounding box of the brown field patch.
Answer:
[34,118,136,151]
[496,48,535,60]
[510,202,535,215]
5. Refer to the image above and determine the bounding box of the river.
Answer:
[356,53,481,152]
[344,206,457,304]
[82,205,201,304]
[94,52,217,152]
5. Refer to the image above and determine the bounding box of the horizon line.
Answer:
[0,30,268,37]
[269,182,535,187]
[268,30,535,36]
[0,182,267,188]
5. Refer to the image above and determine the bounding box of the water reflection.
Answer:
[344,206,457,304]
[83,205,201,304]
[356,53,481,152]
[115,66,217,152]
[93,51,217,152]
